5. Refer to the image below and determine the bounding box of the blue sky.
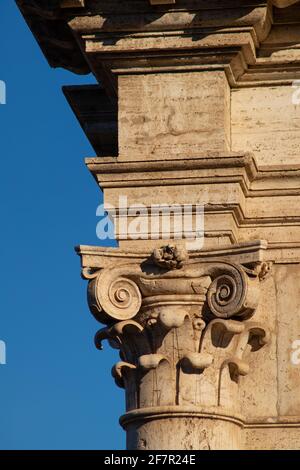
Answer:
[0,2,124,449]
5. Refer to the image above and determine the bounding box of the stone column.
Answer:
[80,243,269,450]
[17,0,300,450]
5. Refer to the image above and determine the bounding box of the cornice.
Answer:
[15,1,299,78]
[15,1,300,85]
[15,0,89,73]
[83,154,300,247]
[85,154,300,198]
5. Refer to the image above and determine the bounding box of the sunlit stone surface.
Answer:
[16,0,300,449]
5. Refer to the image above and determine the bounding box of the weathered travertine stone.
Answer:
[82,242,268,449]
[232,87,300,166]
[16,0,300,449]
[118,72,231,159]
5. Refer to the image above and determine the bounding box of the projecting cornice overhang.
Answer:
[151,0,300,4]
[15,0,300,75]
[16,0,88,73]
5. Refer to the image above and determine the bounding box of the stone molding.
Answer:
[16,1,300,83]
[15,0,300,451]
[77,239,268,268]
[85,154,300,249]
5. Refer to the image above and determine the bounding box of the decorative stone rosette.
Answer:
[82,246,269,413]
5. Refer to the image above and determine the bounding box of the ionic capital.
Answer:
[82,245,269,417]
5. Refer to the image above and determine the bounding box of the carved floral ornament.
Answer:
[81,246,271,409]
